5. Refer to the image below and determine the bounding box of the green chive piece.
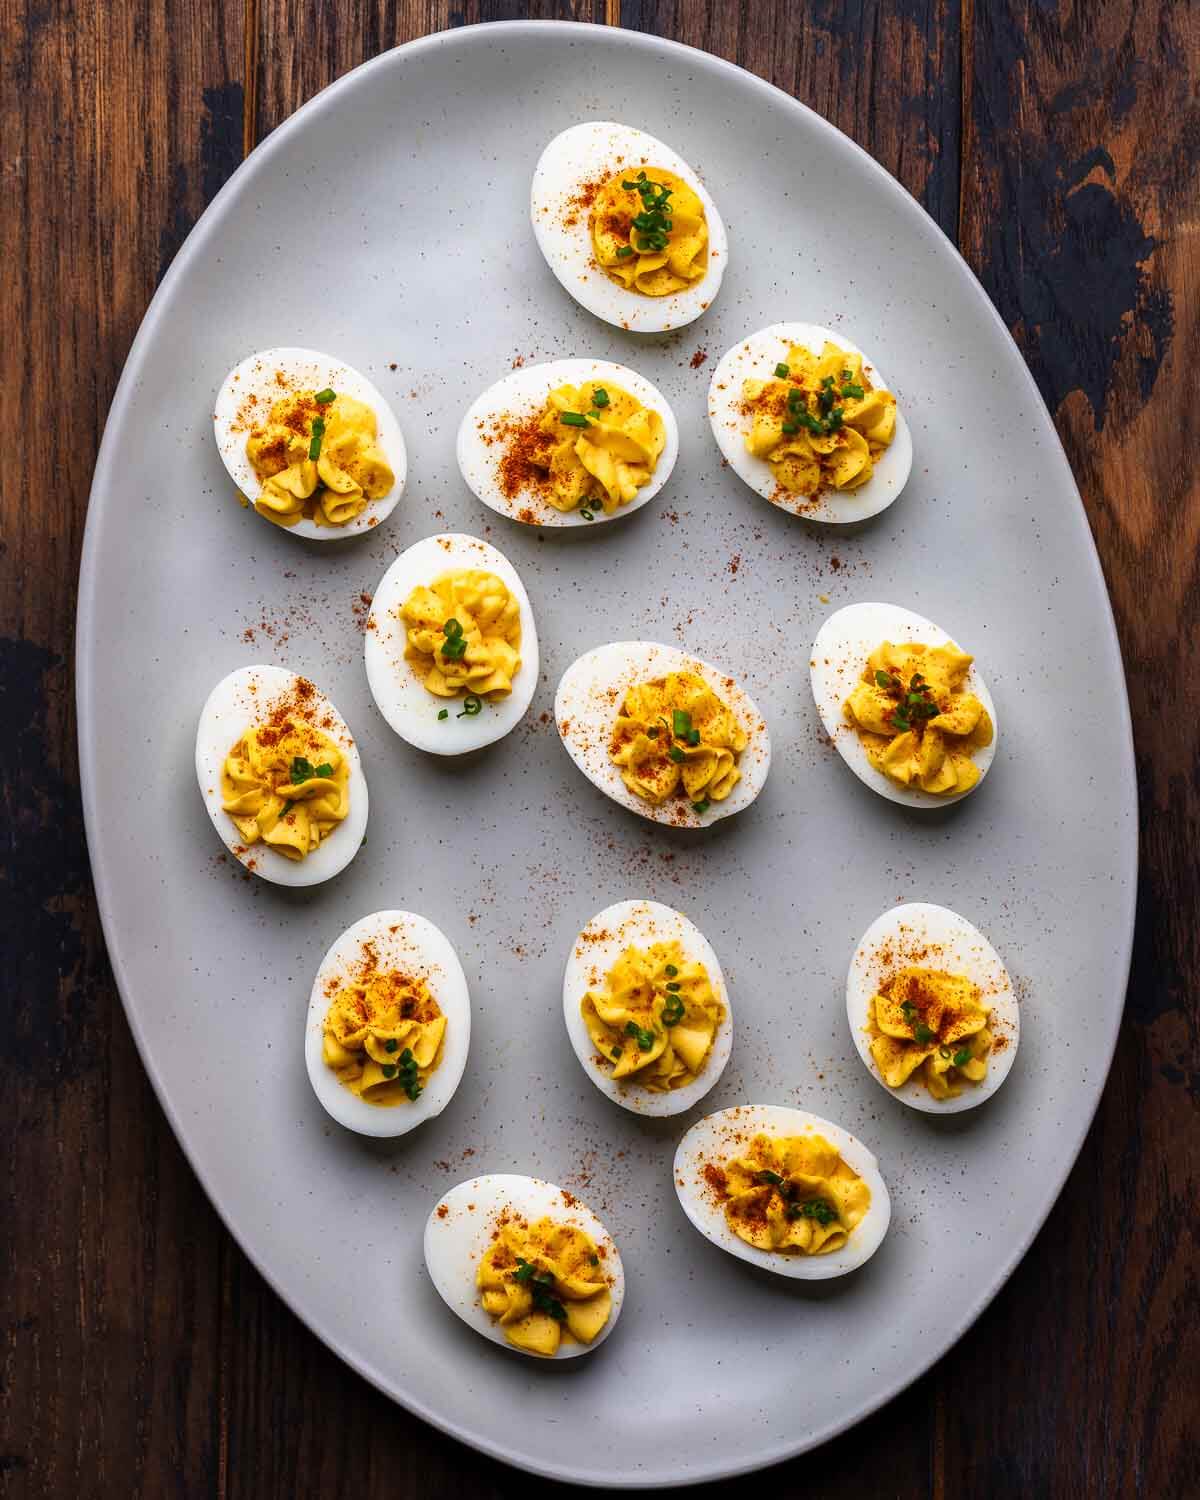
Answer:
[646,726,659,739]
[314,388,336,404]
[616,245,635,258]
[841,382,865,400]
[672,709,692,738]
[591,387,609,407]
[443,618,463,638]
[381,1064,397,1079]
[687,728,700,746]
[756,1169,784,1186]
[774,363,790,379]
[666,981,681,992]
[384,1039,398,1053]
[953,1047,973,1068]
[664,964,678,977]
[692,798,710,814]
[611,1046,622,1059]
[782,421,799,434]
[457,694,483,718]
[560,411,591,427]
[580,508,594,521]
[437,708,449,720]
[668,746,685,763]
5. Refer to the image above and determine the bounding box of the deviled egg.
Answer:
[457,357,679,527]
[364,533,539,755]
[847,903,1019,1114]
[195,663,368,885]
[531,121,727,332]
[562,899,732,1116]
[304,910,471,1138]
[555,641,771,827]
[708,323,912,523]
[213,347,407,538]
[424,1175,625,1359]
[673,1105,891,1280]
[811,601,997,806]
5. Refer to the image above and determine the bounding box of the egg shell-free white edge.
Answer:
[673,1105,892,1280]
[364,533,539,754]
[531,121,728,332]
[424,1174,626,1360]
[846,903,1020,1115]
[707,323,914,524]
[555,641,771,827]
[213,346,408,540]
[810,600,998,808]
[562,899,733,1117]
[194,664,368,886]
[456,358,680,527]
[304,910,471,1138]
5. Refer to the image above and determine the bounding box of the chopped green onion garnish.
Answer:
[953,1047,973,1068]
[782,421,799,434]
[665,964,678,977]
[437,708,449,720]
[580,508,594,521]
[668,746,685,763]
[666,981,681,992]
[381,1064,397,1079]
[307,416,326,461]
[756,1169,784,1186]
[692,798,710,814]
[592,387,609,407]
[457,694,483,718]
[672,709,692,738]
[646,726,659,739]
[384,1039,398,1053]
[616,245,635,257]
[560,410,591,427]
[443,618,463,638]
[314,388,336,404]
[774,363,790,379]
[841,382,865,400]
[687,728,700,746]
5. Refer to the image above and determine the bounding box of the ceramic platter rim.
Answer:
[76,19,1136,1489]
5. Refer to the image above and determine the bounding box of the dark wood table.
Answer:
[3,3,1196,1495]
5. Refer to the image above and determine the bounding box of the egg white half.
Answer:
[708,323,913,523]
[423,1174,626,1360]
[364,533,540,755]
[456,358,679,529]
[304,910,471,1138]
[194,663,368,886]
[673,1105,891,1281]
[213,346,408,540]
[562,899,733,1117]
[531,121,727,332]
[846,903,1020,1114]
[555,641,771,828]
[810,601,998,808]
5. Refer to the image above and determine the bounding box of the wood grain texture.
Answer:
[1,1,1195,1496]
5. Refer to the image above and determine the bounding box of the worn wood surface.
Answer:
[2,1,1197,1494]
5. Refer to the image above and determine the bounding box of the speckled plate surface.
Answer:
[77,20,1136,1489]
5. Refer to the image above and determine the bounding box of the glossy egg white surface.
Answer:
[456,358,679,527]
[194,663,368,886]
[673,1105,891,1281]
[424,1175,625,1360]
[708,323,913,523]
[304,910,471,1138]
[213,346,407,540]
[364,533,539,755]
[562,899,733,1117]
[531,121,727,332]
[810,601,998,808]
[847,903,1020,1115]
[555,641,771,828]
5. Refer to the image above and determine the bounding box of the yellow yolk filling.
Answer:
[869,967,994,1100]
[531,381,665,514]
[742,342,896,499]
[723,1134,871,1256]
[221,721,349,860]
[245,390,394,528]
[400,569,522,699]
[843,640,993,796]
[610,671,747,806]
[322,971,445,1105]
[590,168,708,296]
[477,1216,613,1357]
[581,939,723,1092]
